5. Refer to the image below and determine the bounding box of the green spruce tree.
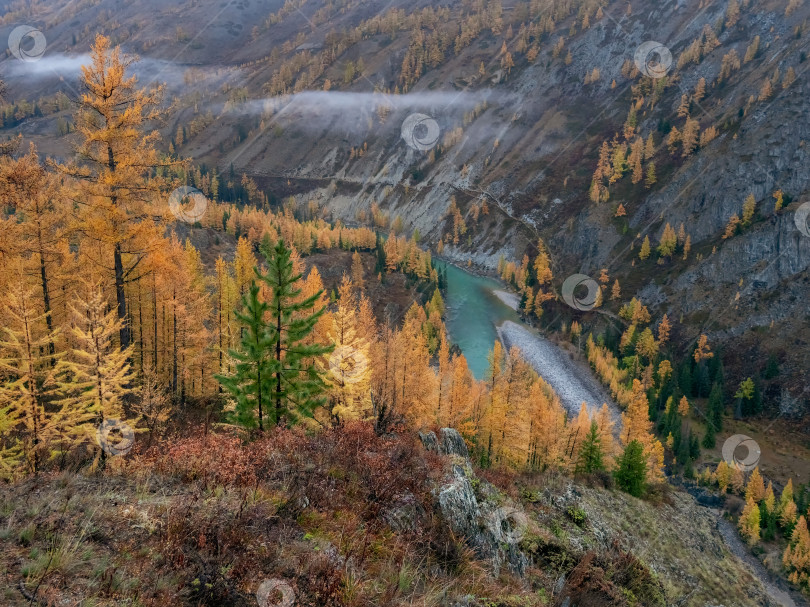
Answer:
[218,240,333,429]
[575,420,605,475]
[708,382,724,431]
[614,439,647,497]
[702,419,716,449]
[262,239,334,424]
[217,282,274,430]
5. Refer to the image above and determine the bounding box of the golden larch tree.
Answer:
[0,284,75,476]
[745,467,765,503]
[67,35,168,348]
[784,515,810,588]
[739,495,760,545]
[64,283,138,434]
[324,276,372,423]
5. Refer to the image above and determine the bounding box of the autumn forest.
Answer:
[2,0,810,605]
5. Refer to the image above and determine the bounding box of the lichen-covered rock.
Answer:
[437,464,480,539]
[422,429,530,577]
[439,428,469,458]
[419,430,439,453]
[436,463,529,577]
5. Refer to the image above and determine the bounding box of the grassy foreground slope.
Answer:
[0,423,779,607]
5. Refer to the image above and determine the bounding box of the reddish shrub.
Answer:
[135,423,436,526]
[259,422,434,525]
[136,433,263,488]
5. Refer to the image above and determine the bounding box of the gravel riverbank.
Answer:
[492,289,520,311]
[496,320,620,421]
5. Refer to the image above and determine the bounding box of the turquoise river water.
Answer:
[436,261,520,379]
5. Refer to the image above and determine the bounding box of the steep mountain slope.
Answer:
[2,0,809,403]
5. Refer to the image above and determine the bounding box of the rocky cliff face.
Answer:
[422,429,529,578]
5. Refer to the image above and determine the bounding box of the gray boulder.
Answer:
[419,430,439,453]
[420,429,529,577]
[438,464,480,539]
[436,463,529,577]
[439,428,469,458]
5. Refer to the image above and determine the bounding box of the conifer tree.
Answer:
[742,193,756,226]
[66,284,137,432]
[693,334,713,363]
[66,35,167,349]
[694,77,707,101]
[778,479,798,530]
[782,500,799,531]
[0,145,67,356]
[702,419,716,448]
[221,239,333,429]
[708,382,724,431]
[681,118,699,157]
[745,467,765,502]
[657,223,678,258]
[266,240,333,423]
[730,466,745,494]
[645,162,657,188]
[351,250,365,289]
[762,481,778,541]
[725,0,740,27]
[639,236,651,260]
[723,214,740,239]
[620,379,664,481]
[0,284,71,475]
[716,460,732,492]
[526,376,567,471]
[614,439,646,497]
[325,276,371,423]
[447,352,475,431]
[0,397,20,479]
[629,138,643,184]
[784,515,810,588]
[595,403,616,465]
[764,482,776,513]
[218,282,274,430]
[739,495,761,545]
[575,420,605,475]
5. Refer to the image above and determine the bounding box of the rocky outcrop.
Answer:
[419,428,470,458]
[419,430,529,577]
[439,428,469,458]
[418,430,440,453]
